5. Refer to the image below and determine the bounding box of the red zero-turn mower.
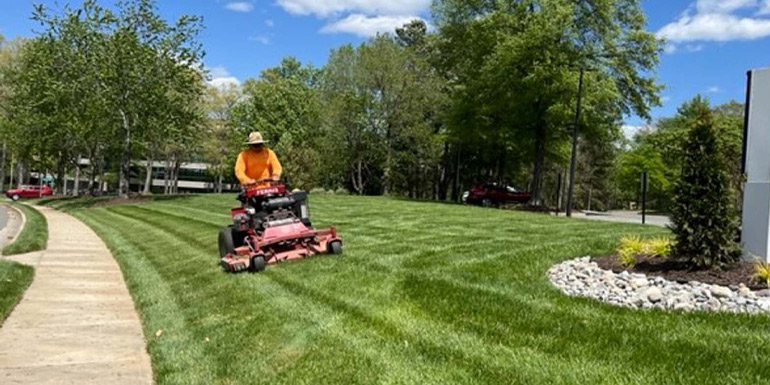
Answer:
[218,179,342,272]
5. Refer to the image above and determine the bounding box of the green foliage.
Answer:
[2,203,48,256]
[2,0,204,197]
[321,32,447,195]
[753,261,770,287]
[617,235,672,267]
[616,98,746,210]
[0,260,34,325]
[433,0,662,203]
[647,237,673,258]
[669,98,740,269]
[230,57,323,190]
[617,235,644,267]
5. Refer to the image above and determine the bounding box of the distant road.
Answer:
[573,210,670,228]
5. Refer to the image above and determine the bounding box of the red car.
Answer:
[463,183,531,206]
[5,185,53,201]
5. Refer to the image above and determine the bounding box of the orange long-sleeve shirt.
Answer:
[234,148,283,185]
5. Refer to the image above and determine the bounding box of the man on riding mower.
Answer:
[235,131,283,187]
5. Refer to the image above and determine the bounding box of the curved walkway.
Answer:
[0,206,152,385]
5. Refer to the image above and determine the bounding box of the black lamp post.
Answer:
[565,66,585,217]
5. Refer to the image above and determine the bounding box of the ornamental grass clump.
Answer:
[617,236,673,267]
[669,98,740,269]
[618,236,645,267]
[647,237,673,258]
[754,261,770,287]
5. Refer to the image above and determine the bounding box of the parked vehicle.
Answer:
[4,185,53,201]
[463,183,531,206]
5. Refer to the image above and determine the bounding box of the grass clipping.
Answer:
[3,203,48,256]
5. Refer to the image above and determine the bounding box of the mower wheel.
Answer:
[218,227,236,259]
[250,255,266,272]
[328,240,343,255]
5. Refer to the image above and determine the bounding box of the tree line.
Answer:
[1,0,729,210]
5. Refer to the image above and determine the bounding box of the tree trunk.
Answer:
[73,160,80,197]
[0,142,5,193]
[8,156,14,189]
[119,110,132,198]
[143,156,153,195]
[451,144,461,202]
[530,116,547,206]
[351,160,364,195]
[16,160,23,188]
[163,157,171,194]
[63,167,68,196]
[217,173,223,194]
[56,154,66,195]
[39,169,45,197]
[96,156,106,195]
[173,160,181,194]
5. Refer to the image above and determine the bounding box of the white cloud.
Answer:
[622,125,648,140]
[208,66,240,88]
[707,86,721,93]
[250,35,271,44]
[685,44,705,52]
[320,14,424,37]
[695,0,757,14]
[265,19,275,27]
[663,43,677,54]
[760,0,770,14]
[658,0,770,44]
[659,13,770,42]
[661,96,671,103]
[225,2,254,12]
[276,0,429,17]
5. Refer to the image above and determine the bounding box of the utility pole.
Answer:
[566,67,585,217]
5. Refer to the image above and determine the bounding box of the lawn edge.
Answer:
[2,203,48,256]
[0,260,34,326]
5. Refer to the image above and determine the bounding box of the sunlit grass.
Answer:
[44,194,770,385]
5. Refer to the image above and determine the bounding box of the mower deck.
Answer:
[218,182,342,272]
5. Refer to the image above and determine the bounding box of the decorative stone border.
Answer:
[548,257,770,314]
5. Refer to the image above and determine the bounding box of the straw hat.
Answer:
[245,131,268,145]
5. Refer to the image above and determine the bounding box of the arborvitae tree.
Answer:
[670,97,740,269]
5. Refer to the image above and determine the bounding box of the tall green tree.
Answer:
[433,0,662,204]
[669,98,740,268]
[231,57,322,189]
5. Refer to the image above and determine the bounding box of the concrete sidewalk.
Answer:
[0,206,152,385]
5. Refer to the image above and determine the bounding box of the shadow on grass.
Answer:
[37,194,195,211]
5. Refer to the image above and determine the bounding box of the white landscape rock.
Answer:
[547,257,770,314]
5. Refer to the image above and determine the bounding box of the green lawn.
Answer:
[44,194,770,384]
[0,259,34,325]
[2,203,48,256]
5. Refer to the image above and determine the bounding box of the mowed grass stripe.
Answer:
[61,194,770,384]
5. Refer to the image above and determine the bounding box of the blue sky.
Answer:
[1,0,770,133]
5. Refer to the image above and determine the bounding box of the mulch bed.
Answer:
[593,254,768,290]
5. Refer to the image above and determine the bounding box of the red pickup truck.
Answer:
[5,185,53,201]
[463,183,531,207]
